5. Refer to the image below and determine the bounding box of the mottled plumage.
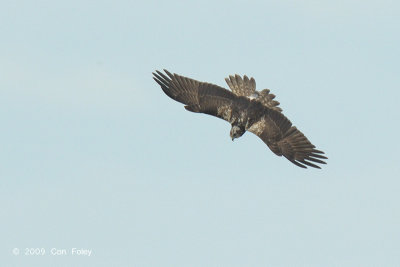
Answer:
[153,69,327,169]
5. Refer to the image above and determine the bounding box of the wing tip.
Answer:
[287,155,327,169]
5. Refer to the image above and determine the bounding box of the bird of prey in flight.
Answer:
[153,69,327,169]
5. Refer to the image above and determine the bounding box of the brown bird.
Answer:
[153,69,327,169]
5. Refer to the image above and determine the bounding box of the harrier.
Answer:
[153,70,327,169]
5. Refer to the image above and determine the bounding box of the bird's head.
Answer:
[230,125,245,141]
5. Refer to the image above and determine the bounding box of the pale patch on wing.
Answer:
[217,105,233,121]
[248,116,283,141]
[247,118,267,136]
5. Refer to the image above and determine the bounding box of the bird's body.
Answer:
[153,69,327,169]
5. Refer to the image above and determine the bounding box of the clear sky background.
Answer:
[1,0,399,266]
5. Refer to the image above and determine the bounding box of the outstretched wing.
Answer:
[225,74,282,112]
[247,108,327,169]
[276,126,327,168]
[153,69,243,123]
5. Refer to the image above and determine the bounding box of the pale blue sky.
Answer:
[1,0,400,266]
